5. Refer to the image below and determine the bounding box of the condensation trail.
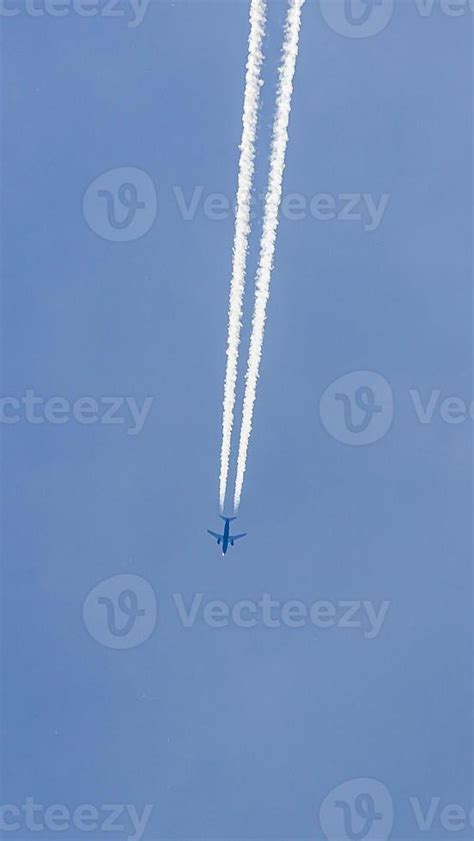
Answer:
[219,0,267,512]
[234,0,306,511]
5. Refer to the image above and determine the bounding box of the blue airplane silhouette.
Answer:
[207,516,246,555]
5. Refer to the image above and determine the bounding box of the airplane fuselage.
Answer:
[221,518,231,555]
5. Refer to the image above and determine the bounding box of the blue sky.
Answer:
[1,1,472,840]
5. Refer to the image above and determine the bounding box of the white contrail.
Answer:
[234,0,305,511]
[219,0,267,512]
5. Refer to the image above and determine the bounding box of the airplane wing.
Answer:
[207,530,223,540]
[230,533,246,541]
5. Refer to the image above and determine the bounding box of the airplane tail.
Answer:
[220,515,236,522]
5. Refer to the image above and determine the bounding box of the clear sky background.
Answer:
[2,1,472,839]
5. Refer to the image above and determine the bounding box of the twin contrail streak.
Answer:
[219,0,267,512]
[234,0,306,511]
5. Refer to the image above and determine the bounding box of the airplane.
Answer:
[207,516,246,555]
